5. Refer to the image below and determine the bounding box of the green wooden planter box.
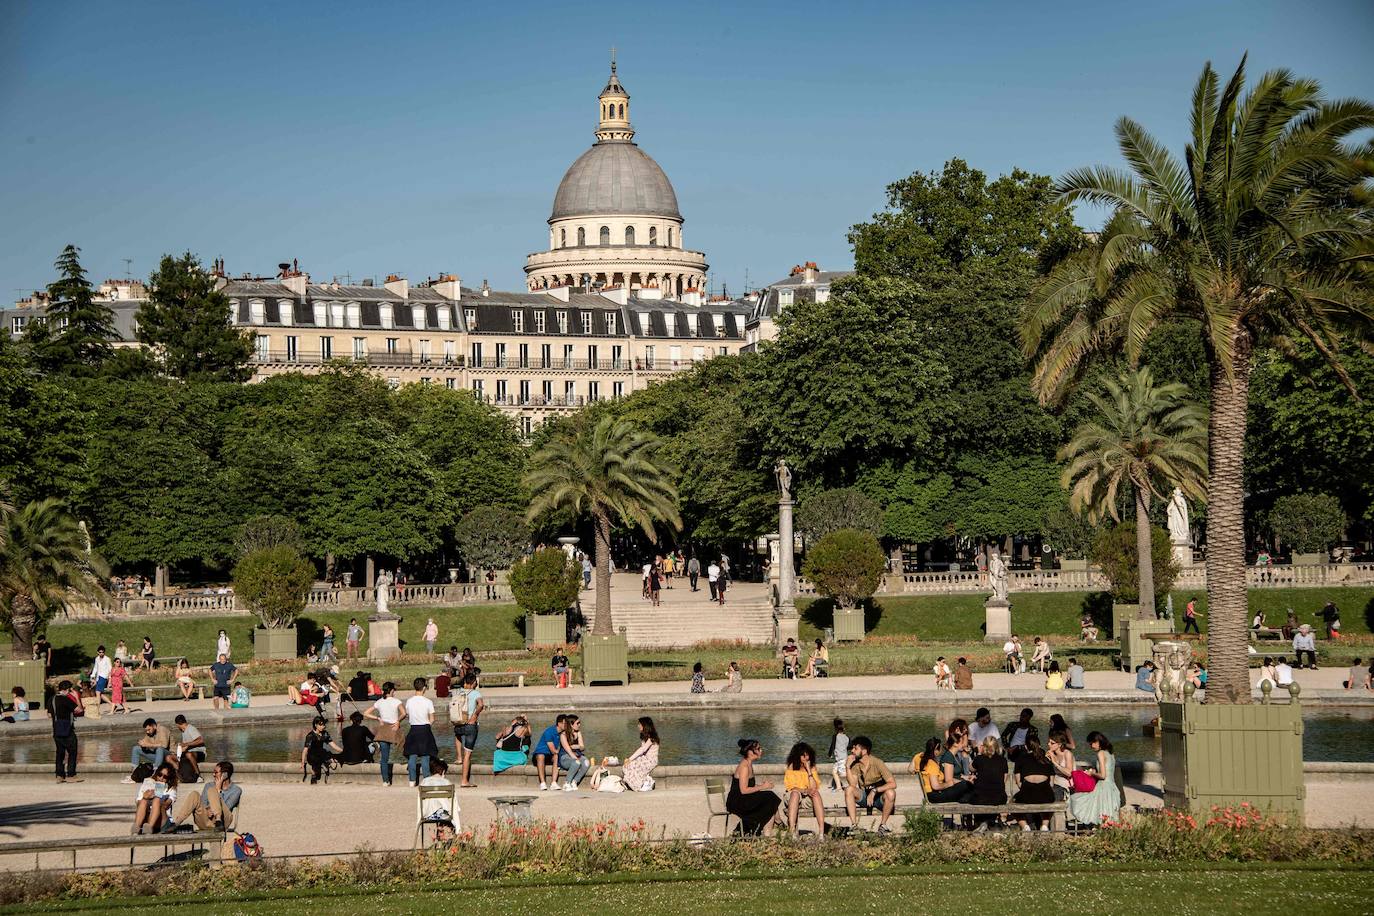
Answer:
[0,659,46,707]
[833,606,865,642]
[1110,602,1139,639]
[526,613,567,648]
[581,633,629,686]
[1160,693,1304,820]
[253,626,298,661]
[1119,617,1173,671]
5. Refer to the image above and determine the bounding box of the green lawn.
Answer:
[16,866,1373,915]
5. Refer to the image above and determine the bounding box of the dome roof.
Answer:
[551,141,681,221]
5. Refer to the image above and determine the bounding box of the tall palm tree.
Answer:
[0,498,110,655]
[1022,57,1374,703]
[525,415,681,636]
[1060,368,1208,616]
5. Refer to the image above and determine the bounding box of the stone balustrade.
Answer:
[795,562,1374,598]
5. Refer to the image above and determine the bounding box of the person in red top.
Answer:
[1183,597,1201,634]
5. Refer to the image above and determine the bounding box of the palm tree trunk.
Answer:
[1135,486,1155,621]
[9,594,38,657]
[1205,344,1253,704]
[592,510,614,636]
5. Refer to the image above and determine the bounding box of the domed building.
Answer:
[525,61,708,298]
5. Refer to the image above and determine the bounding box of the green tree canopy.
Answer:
[796,488,882,544]
[1267,493,1346,555]
[0,498,110,655]
[453,506,530,570]
[801,529,887,610]
[136,253,254,382]
[507,547,580,616]
[27,245,118,376]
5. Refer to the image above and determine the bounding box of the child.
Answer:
[110,657,134,714]
[828,718,849,790]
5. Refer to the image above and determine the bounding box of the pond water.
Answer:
[3,705,1371,767]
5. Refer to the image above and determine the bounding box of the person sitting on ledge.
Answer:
[1134,661,1157,692]
[845,736,897,834]
[338,711,375,766]
[230,681,251,708]
[287,674,326,707]
[132,761,178,835]
[1079,614,1099,642]
[781,639,800,679]
[720,660,743,693]
[170,760,242,832]
[1044,660,1065,690]
[804,639,829,678]
[1066,658,1086,689]
[953,657,974,690]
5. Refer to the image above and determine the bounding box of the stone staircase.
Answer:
[588,573,775,649]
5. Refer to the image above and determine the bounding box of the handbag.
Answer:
[1070,769,1099,794]
[374,721,402,745]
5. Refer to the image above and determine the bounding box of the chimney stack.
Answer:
[384,274,409,299]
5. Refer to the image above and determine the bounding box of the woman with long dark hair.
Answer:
[1012,734,1056,829]
[1069,731,1120,827]
[726,738,782,836]
[623,716,660,791]
[782,742,826,836]
[363,681,406,786]
[558,714,590,790]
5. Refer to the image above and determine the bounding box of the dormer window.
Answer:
[556,310,568,334]
[465,307,476,330]
[605,313,617,335]
[512,309,524,332]
[582,312,592,334]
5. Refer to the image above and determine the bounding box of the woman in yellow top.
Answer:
[783,742,826,837]
[804,639,829,678]
[1045,660,1066,691]
[912,736,944,795]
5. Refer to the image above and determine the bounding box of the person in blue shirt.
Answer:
[1134,661,1157,692]
[532,715,565,791]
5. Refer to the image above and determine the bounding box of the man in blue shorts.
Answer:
[209,653,236,711]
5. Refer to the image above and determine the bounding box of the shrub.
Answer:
[902,807,941,843]
[1090,523,1178,607]
[508,547,580,616]
[1268,493,1345,555]
[232,544,315,628]
[453,506,530,571]
[797,488,883,544]
[802,529,887,609]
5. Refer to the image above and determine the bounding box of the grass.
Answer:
[13,865,1374,915]
[23,586,1374,693]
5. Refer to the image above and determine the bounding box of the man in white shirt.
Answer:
[90,646,113,704]
[968,708,1000,746]
[707,562,721,601]
[403,677,438,787]
[418,758,458,842]
[1274,657,1295,687]
[1002,637,1023,674]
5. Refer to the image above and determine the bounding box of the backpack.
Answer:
[232,833,263,861]
[130,762,155,782]
[449,689,471,725]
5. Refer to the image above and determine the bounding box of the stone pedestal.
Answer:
[367,614,401,662]
[1172,539,1194,568]
[983,598,1012,644]
[774,611,800,652]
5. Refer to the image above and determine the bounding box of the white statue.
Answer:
[1151,639,1194,702]
[774,458,792,502]
[375,569,393,617]
[1167,488,1190,544]
[987,550,1009,602]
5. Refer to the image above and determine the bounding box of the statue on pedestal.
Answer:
[375,569,393,617]
[1167,488,1190,544]
[987,549,1009,602]
[1151,639,1194,702]
[774,458,792,502]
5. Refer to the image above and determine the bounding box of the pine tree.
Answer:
[136,252,254,383]
[31,245,118,375]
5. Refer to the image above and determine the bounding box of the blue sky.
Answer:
[1,0,1370,298]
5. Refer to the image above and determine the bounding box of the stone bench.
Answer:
[920,798,1070,831]
[142,683,206,703]
[0,830,228,869]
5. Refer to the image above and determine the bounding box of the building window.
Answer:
[286,335,299,361]
[496,379,507,402]
[644,345,655,367]
[612,344,623,368]
[12,316,25,334]
[599,226,610,246]
[577,227,585,246]
[320,336,333,360]
[420,377,430,385]
[386,338,399,354]
[519,379,530,403]
[649,226,657,246]
[693,345,705,361]
[446,378,456,389]
[464,307,476,329]
[564,380,576,400]
[686,313,698,336]
[533,311,546,333]
[560,344,573,368]
[379,304,393,328]
[556,311,568,334]
[418,339,431,364]
[605,312,617,335]
[581,312,592,334]
[664,315,675,337]
[518,343,529,367]
[249,299,266,324]
[496,343,507,367]
[354,337,367,359]
[560,228,566,248]
[588,344,598,366]
[472,378,484,398]
[624,226,635,246]
[670,345,682,364]
[512,309,524,332]
[443,339,456,363]
[541,380,553,402]
[471,342,483,366]
[520,416,532,438]
[613,381,625,399]
[588,381,600,401]
[255,335,270,360]
[540,343,552,368]
[719,346,728,356]
[668,228,674,247]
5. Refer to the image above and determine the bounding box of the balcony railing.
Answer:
[470,357,634,371]
[253,351,465,368]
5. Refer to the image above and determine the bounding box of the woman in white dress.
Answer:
[622,717,660,791]
[216,629,231,660]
